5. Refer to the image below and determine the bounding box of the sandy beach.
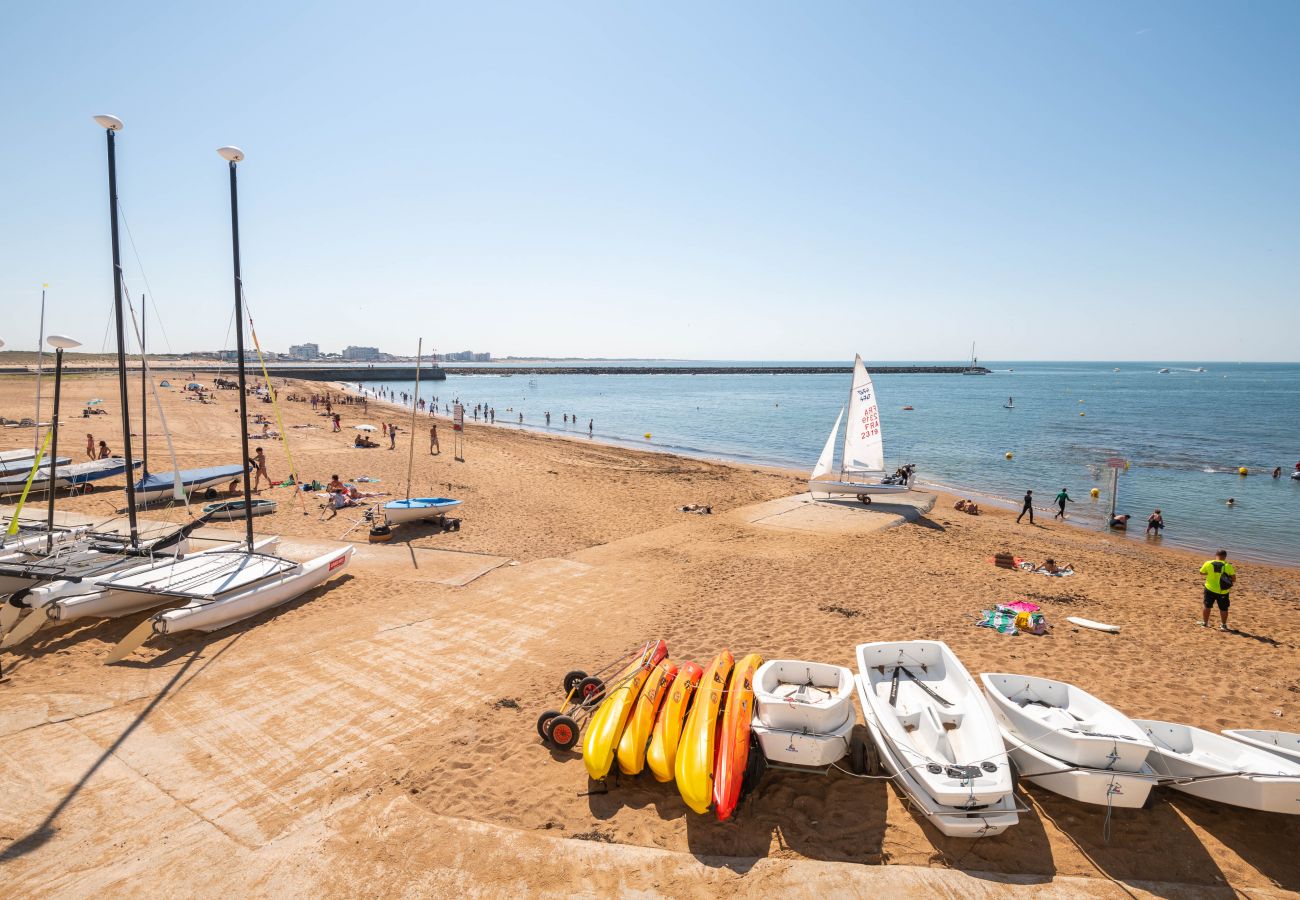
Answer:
[1,372,1297,897]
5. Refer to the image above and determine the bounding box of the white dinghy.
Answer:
[751,659,856,768]
[857,641,1013,806]
[383,339,462,528]
[809,355,914,503]
[1136,719,1300,815]
[1222,729,1300,766]
[999,725,1158,809]
[981,673,1153,772]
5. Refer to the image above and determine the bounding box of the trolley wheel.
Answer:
[547,715,580,751]
[576,676,606,707]
[81,482,95,494]
[563,670,588,694]
[848,726,879,776]
[858,495,872,505]
[741,731,767,798]
[205,487,219,500]
[536,710,561,741]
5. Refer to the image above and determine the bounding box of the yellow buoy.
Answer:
[1238,467,1248,476]
[645,433,652,440]
[1090,488,1100,498]
[1005,452,1014,460]
[1079,412,1086,417]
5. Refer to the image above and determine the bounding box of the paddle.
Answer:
[104,616,158,664]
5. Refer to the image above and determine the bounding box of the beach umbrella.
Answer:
[354,424,377,431]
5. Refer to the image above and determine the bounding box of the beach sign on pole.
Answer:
[452,402,465,461]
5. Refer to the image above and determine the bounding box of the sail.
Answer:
[842,355,885,474]
[811,408,844,480]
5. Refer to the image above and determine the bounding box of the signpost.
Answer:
[1106,457,1128,522]
[452,402,465,461]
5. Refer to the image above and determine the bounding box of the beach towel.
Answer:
[979,608,1020,635]
[1033,566,1074,577]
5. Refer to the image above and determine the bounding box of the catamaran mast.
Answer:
[33,287,46,454]
[220,146,256,551]
[140,294,147,475]
[405,338,422,503]
[98,115,141,545]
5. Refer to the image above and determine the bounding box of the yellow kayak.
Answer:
[675,649,734,813]
[582,640,668,780]
[646,660,704,782]
[617,659,679,775]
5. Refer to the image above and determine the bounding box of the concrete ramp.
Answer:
[731,491,936,534]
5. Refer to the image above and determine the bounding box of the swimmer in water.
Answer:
[1226,498,1235,506]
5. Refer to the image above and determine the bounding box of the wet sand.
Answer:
[1,373,1297,897]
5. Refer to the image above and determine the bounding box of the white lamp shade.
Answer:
[217,146,245,162]
[93,114,124,131]
[47,334,82,350]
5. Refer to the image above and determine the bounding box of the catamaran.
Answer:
[809,355,914,503]
[1,450,70,477]
[0,457,142,496]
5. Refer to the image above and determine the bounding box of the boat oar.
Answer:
[1,607,51,648]
[104,616,159,664]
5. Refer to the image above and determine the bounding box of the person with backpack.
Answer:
[1199,549,1237,631]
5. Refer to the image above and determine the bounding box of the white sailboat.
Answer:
[808,355,913,503]
[382,338,462,526]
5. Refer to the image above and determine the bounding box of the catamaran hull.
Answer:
[154,545,354,635]
[134,467,247,505]
[383,498,462,525]
[808,480,913,499]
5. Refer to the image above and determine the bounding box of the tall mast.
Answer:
[140,294,148,475]
[98,115,140,545]
[33,287,46,454]
[405,338,422,503]
[220,147,255,551]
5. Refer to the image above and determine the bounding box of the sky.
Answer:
[1,1,1297,362]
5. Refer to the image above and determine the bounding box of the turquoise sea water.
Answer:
[363,362,1300,565]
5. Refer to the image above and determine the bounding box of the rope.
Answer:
[122,286,189,508]
[244,305,308,516]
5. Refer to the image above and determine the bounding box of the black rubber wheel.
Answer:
[577,676,606,707]
[536,710,561,741]
[548,715,580,750]
[849,726,879,775]
[205,487,218,500]
[563,670,588,694]
[858,495,872,505]
[741,731,767,798]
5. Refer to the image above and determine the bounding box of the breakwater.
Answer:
[440,365,990,376]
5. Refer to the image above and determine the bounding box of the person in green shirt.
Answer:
[1199,549,1237,631]
[1053,488,1073,519]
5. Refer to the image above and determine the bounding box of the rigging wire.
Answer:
[117,201,177,355]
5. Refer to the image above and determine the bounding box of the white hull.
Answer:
[1001,725,1157,808]
[808,478,912,499]
[856,673,1019,837]
[383,500,461,525]
[154,545,354,635]
[754,659,855,733]
[1137,719,1300,815]
[753,714,855,768]
[1222,729,1300,766]
[856,640,1013,806]
[981,673,1152,772]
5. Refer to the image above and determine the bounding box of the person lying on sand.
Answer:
[324,488,357,517]
[1035,558,1073,575]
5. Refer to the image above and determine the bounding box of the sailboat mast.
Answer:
[223,150,255,551]
[33,288,45,454]
[101,118,141,544]
[140,294,148,475]
[405,338,422,503]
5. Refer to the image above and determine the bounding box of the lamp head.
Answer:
[47,334,82,350]
[93,114,124,131]
[217,146,245,163]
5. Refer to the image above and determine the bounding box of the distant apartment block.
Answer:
[342,345,381,361]
[288,342,320,359]
[442,350,491,362]
[209,349,275,361]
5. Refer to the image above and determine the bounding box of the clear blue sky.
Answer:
[2,1,1297,361]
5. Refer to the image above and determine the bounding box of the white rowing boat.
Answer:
[856,640,1013,807]
[999,724,1158,808]
[751,659,856,768]
[1136,719,1300,815]
[981,673,1153,772]
[1222,729,1300,767]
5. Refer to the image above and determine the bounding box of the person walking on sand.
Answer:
[1199,549,1237,631]
[250,447,270,491]
[388,424,397,450]
[429,424,440,455]
[1147,509,1164,536]
[588,418,593,437]
[1053,487,1073,519]
[1016,489,1034,524]
[85,433,96,462]
[332,413,341,432]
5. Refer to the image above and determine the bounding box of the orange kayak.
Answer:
[617,659,679,775]
[646,661,703,782]
[713,652,763,821]
[675,650,734,813]
[582,639,668,780]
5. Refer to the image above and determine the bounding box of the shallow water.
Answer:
[360,361,1300,565]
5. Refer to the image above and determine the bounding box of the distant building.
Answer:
[442,350,491,362]
[211,349,274,361]
[288,342,320,359]
[342,345,381,361]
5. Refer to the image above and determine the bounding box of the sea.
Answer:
[358,361,1300,566]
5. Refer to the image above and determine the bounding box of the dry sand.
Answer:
[1,373,1297,898]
